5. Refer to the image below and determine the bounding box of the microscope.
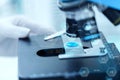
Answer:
[18,0,120,80]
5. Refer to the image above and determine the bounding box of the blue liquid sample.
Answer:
[60,0,79,2]
[66,42,79,47]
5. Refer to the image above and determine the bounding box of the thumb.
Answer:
[0,23,30,39]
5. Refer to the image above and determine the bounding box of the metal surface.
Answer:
[59,34,107,59]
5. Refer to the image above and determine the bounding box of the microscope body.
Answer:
[57,0,120,59]
[57,0,106,59]
[18,0,120,80]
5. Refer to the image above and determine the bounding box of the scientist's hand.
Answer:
[0,15,55,39]
[0,15,56,56]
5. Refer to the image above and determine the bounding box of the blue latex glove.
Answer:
[90,0,120,10]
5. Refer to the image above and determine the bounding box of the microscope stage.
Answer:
[18,34,120,80]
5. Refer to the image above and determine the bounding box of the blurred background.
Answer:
[0,0,65,80]
[0,0,65,30]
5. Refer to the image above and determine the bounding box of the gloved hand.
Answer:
[0,15,55,39]
[0,15,56,56]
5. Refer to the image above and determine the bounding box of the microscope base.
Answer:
[18,34,120,80]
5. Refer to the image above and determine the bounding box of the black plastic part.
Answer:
[66,19,78,35]
[37,48,65,57]
[103,7,120,26]
[66,17,99,41]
